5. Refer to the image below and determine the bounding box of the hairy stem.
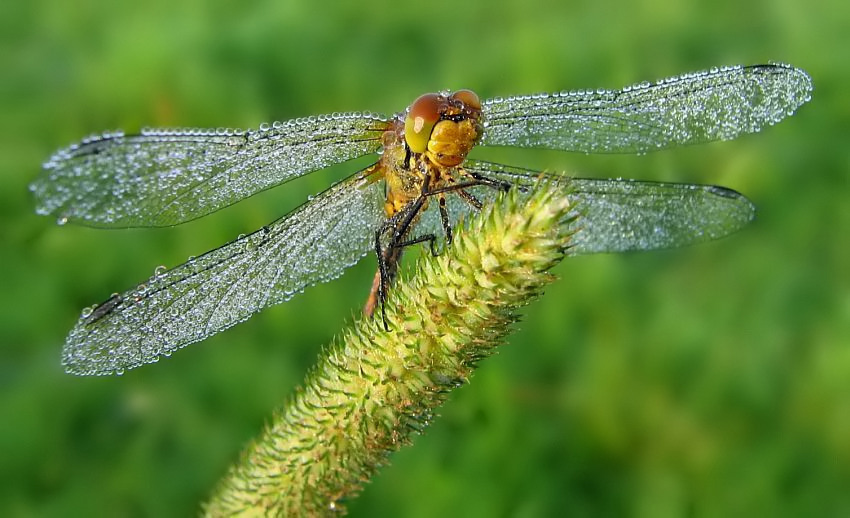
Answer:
[205,182,576,517]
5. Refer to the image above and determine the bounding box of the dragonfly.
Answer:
[31,63,812,376]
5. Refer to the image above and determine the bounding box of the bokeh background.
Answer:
[2,0,848,516]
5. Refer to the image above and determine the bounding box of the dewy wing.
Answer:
[32,114,388,227]
[62,172,386,375]
[480,64,812,153]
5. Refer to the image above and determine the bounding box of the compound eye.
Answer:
[404,93,443,153]
[450,89,481,111]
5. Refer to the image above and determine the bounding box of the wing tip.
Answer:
[704,184,757,225]
[749,62,814,108]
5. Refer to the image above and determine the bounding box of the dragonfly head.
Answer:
[404,90,483,166]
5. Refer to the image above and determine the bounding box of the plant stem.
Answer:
[205,182,575,517]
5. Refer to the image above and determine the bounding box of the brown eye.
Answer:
[450,89,481,111]
[404,93,444,153]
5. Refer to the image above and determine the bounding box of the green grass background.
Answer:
[2,0,848,516]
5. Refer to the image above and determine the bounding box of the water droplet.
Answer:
[57,216,68,226]
[154,265,167,277]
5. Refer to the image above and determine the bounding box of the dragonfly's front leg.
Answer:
[465,170,514,192]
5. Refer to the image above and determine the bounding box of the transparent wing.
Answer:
[62,169,386,375]
[32,113,389,227]
[480,63,812,153]
[415,160,754,253]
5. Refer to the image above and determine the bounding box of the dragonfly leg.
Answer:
[457,188,483,210]
[427,171,510,213]
[427,173,510,197]
[369,228,394,331]
[395,233,438,256]
[438,194,453,245]
[466,170,514,192]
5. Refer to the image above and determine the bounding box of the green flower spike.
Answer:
[205,181,576,517]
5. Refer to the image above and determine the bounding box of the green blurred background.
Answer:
[2,0,848,516]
